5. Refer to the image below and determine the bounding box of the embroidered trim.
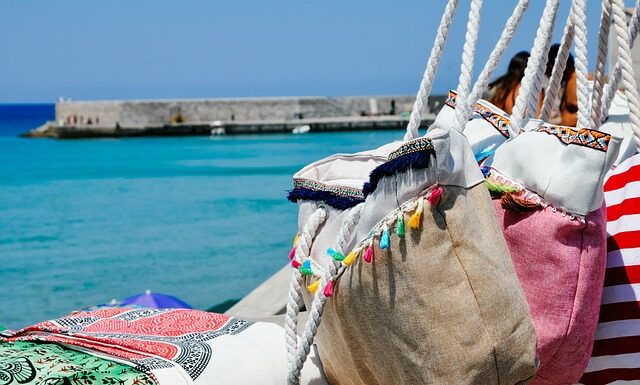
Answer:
[363,137,435,197]
[444,90,511,139]
[288,178,365,210]
[292,178,363,199]
[387,137,434,160]
[536,124,611,152]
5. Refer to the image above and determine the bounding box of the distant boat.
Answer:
[292,125,310,134]
[209,120,225,136]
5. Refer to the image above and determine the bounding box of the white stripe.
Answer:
[609,154,640,177]
[595,319,640,340]
[607,248,640,268]
[605,181,640,206]
[602,283,640,304]
[579,380,640,385]
[584,352,640,372]
[608,214,640,235]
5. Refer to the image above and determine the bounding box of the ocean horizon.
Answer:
[0,104,404,329]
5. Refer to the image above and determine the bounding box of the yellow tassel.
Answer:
[343,250,358,266]
[293,234,299,247]
[307,279,320,294]
[408,199,424,229]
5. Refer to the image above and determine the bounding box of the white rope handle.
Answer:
[286,204,364,385]
[590,0,612,128]
[601,2,640,123]
[511,0,561,133]
[468,0,531,129]
[610,0,640,150]
[284,206,327,366]
[455,0,484,131]
[404,0,460,141]
[573,0,590,129]
[540,8,574,122]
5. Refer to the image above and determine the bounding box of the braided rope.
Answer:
[611,0,640,150]
[511,0,561,133]
[287,204,364,385]
[404,0,460,141]
[284,207,327,369]
[455,0,484,131]
[573,0,591,129]
[540,9,574,122]
[469,0,531,130]
[601,2,640,122]
[590,0,612,128]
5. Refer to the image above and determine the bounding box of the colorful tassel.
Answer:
[408,198,424,229]
[299,260,313,275]
[363,244,374,263]
[343,250,358,266]
[396,211,405,237]
[288,246,297,260]
[307,279,320,294]
[379,226,390,249]
[293,233,299,247]
[323,280,334,297]
[291,259,301,269]
[484,179,520,198]
[327,247,345,261]
[427,186,444,206]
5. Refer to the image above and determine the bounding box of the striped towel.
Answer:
[580,154,640,385]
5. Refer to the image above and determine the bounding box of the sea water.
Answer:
[0,105,403,329]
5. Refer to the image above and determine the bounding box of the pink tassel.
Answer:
[323,280,334,297]
[291,259,301,269]
[363,244,374,263]
[288,246,297,260]
[427,186,444,205]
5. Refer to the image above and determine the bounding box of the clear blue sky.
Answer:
[0,0,635,102]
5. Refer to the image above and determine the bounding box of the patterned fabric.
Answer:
[536,124,611,152]
[580,155,640,384]
[292,178,364,199]
[444,90,511,138]
[387,137,434,160]
[0,341,156,385]
[0,308,254,385]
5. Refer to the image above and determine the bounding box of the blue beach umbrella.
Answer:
[120,290,192,309]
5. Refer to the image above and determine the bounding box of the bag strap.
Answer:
[284,206,327,374]
[590,0,612,128]
[468,0,531,113]
[286,204,364,385]
[610,0,640,150]
[510,0,561,133]
[600,2,640,124]
[404,0,460,141]
[454,0,484,132]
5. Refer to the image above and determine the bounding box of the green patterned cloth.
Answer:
[0,341,157,385]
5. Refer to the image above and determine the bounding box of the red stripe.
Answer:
[604,265,640,287]
[608,230,640,251]
[598,301,640,323]
[605,164,640,192]
[607,197,640,222]
[591,334,640,356]
[580,368,640,385]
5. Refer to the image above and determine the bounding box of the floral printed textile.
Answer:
[0,341,156,385]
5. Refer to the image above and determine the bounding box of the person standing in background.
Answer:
[487,51,530,115]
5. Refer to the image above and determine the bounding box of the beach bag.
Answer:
[579,155,640,384]
[284,2,537,384]
[475,0,632,383]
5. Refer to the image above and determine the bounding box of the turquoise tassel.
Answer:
[380,227,390,249]
[299,260,313,275]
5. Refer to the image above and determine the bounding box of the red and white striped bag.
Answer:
[579,154,640,384]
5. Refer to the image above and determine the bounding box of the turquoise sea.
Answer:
[0,104,403,329]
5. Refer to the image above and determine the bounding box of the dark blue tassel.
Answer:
[287,188,364,210]
[363,149,433,198]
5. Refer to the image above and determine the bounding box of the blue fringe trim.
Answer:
[362,149,433,197]
[287,188,364,210]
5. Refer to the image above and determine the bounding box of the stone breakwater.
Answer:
[23,95,446,138]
